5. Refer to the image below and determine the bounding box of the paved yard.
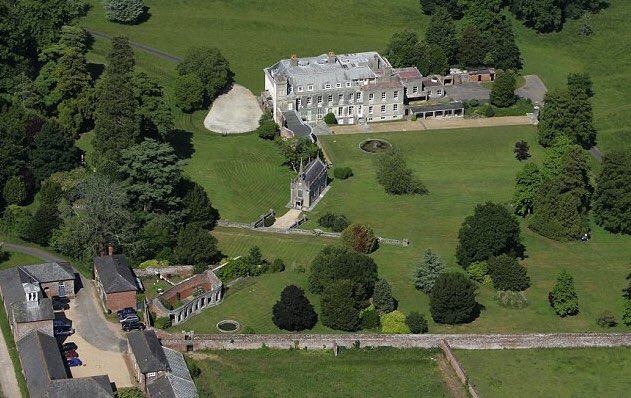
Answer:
[445,83,491,102]
[516,75,547,105]
[204,84,262,133]
[272,209,302,229]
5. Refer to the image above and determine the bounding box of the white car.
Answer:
[119,314,140,324]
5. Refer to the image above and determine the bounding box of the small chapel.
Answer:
[290,157,328,210]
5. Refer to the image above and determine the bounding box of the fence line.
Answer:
[217,220,410,246]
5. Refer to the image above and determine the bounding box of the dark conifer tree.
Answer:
[430,273,478,324]
[272,285,317,331]
[30,119,80,183]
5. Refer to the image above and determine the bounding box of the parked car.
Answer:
[64,350,78,359]
[53,319,71,328]
[119,314,140,324]
[116,307,136,317]
[67,357,82,367]
[62,342,77,352]
[121,321,145,332]
[54,327,74,336]
[52,297,70,311]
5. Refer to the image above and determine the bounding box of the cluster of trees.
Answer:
[376,148,428,195]
[317,212,350,232]
[387,2,521,72]
[512,137,594,241]
[174,47,233,113]
[538,73,596,149]
[421,0,608,33]
[216,246,285,280]
[593,150,631,234]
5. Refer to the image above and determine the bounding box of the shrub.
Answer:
[215,258,260,280]
[484,105,495,117]
[117,387,145,398]
[549,270,579,317]
[0,205,32,237]
[2,176,28,206]
[103,0,145,23]
[246,246,264,265]
[491,70,517,107]
[469,99,479,107]
[467,261,489,284]
[138,259,170,269]
[256,112,279,140]
[323,112,337,125]
[372,278,396,313]
[320,280,361,331]
[154,317,172,330]
[380,310,411,334]
[270,258,285,273]
[487,255,530,291]
[184,356,201,378]
[406,311,429,334]
[174,74,205,112]
[272,285,318,331]
[360,308,381,330]
[596,311,617,328]
[341,223,377,254]
[622,302,631,326]
[22,205,60,245]
[318,212,349,232]
[333,167,353,180]
[193,263,208,275]
[430,273,479,324]
[495,290,529,309]
[411,114,417,121]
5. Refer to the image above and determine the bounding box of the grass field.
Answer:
[0,250,41,270]
[189,348,452,397]
[79,0,631,152]
[456,347,631,398]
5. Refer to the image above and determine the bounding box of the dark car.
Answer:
[62,342,77,352]
[52,297,70,311]
[54,326,74,336]
[116,307,136,317]
[67,357,82,367]
[121,321,145,332]
[119,314,140,324]
[64,350,78,359]
[53,319,71,328]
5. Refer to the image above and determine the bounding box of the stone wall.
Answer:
[439,340,481,398]
[134,266,193,278]
[155,332,631,352]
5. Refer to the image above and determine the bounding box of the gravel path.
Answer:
[204,84,262,133]
[516,75,547,105]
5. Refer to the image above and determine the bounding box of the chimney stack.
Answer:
[108,245,114,256]
[290,54,298,67]
[327,51,336,64]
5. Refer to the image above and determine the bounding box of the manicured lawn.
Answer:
[455,347,631,398]
[190,348,452,398]
[0,250,42,270]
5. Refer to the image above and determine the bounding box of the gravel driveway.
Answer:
[516,75,547,105]
[204,84,262,133]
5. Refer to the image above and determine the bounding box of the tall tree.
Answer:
[567,72,594,98]
[118,138,183,214]
[593,150,631,234]
[173,224,218,265]
[414,249,446,294]
[376,148,427,195]
[320,279,361,331]
[176,47,233,101]
[420,0,463,18]
[18,0,87,49]
[488,17,523,71]
[430,272,478,324]
[491,70,517,107]
[272,285,318,331]
[456,202,523,268]
[372,278,396,313]
[425,7,458,63]
[181,181,219,229]
[457,25,489,67]
[513,162,542,216]
[384,30,420,68]
[0,108,30,193]
[510,0,563,33]
[514,140,531,161]
[132,72,173,140]
[538,88,597,148]
[549,270,579,316]
[93,36,139,165]
[30,119,80,184]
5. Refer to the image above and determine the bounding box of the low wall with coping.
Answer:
[155,332,631,352]
[134,265,194,278]
[440,340,481,398]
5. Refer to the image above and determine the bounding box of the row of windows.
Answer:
[368,91,399,101]
[297,81,353,92]
[295,90,402,107]
[367,104,398,114]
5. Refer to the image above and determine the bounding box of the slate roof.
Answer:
[410,101,465,114]
[266,52,387,88]
[19,262,75,283]
[302,157,327,186]
[12,298,54,323]
[127,330,169,374]
[46,376,114,398]
[147,348,198,398]
[147,376,177,398]
[17,330,68,398]
[94,255,137,293]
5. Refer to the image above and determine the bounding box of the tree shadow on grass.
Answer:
[168,129,195,159]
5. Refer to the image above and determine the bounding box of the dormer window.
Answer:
[297,86,304,92]
[346,82,352,88]
[336,83,342,88]
[325,83,331,89]
[307,84,314,91]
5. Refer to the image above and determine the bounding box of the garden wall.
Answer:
[134,265,194,278]
[439,340,481,398]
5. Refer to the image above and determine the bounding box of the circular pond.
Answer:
[216,320,241,333]
[359,139,392,154]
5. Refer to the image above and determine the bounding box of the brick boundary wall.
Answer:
[155,332,631,352]
[439,340,481,398]
[134,266,194,278]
